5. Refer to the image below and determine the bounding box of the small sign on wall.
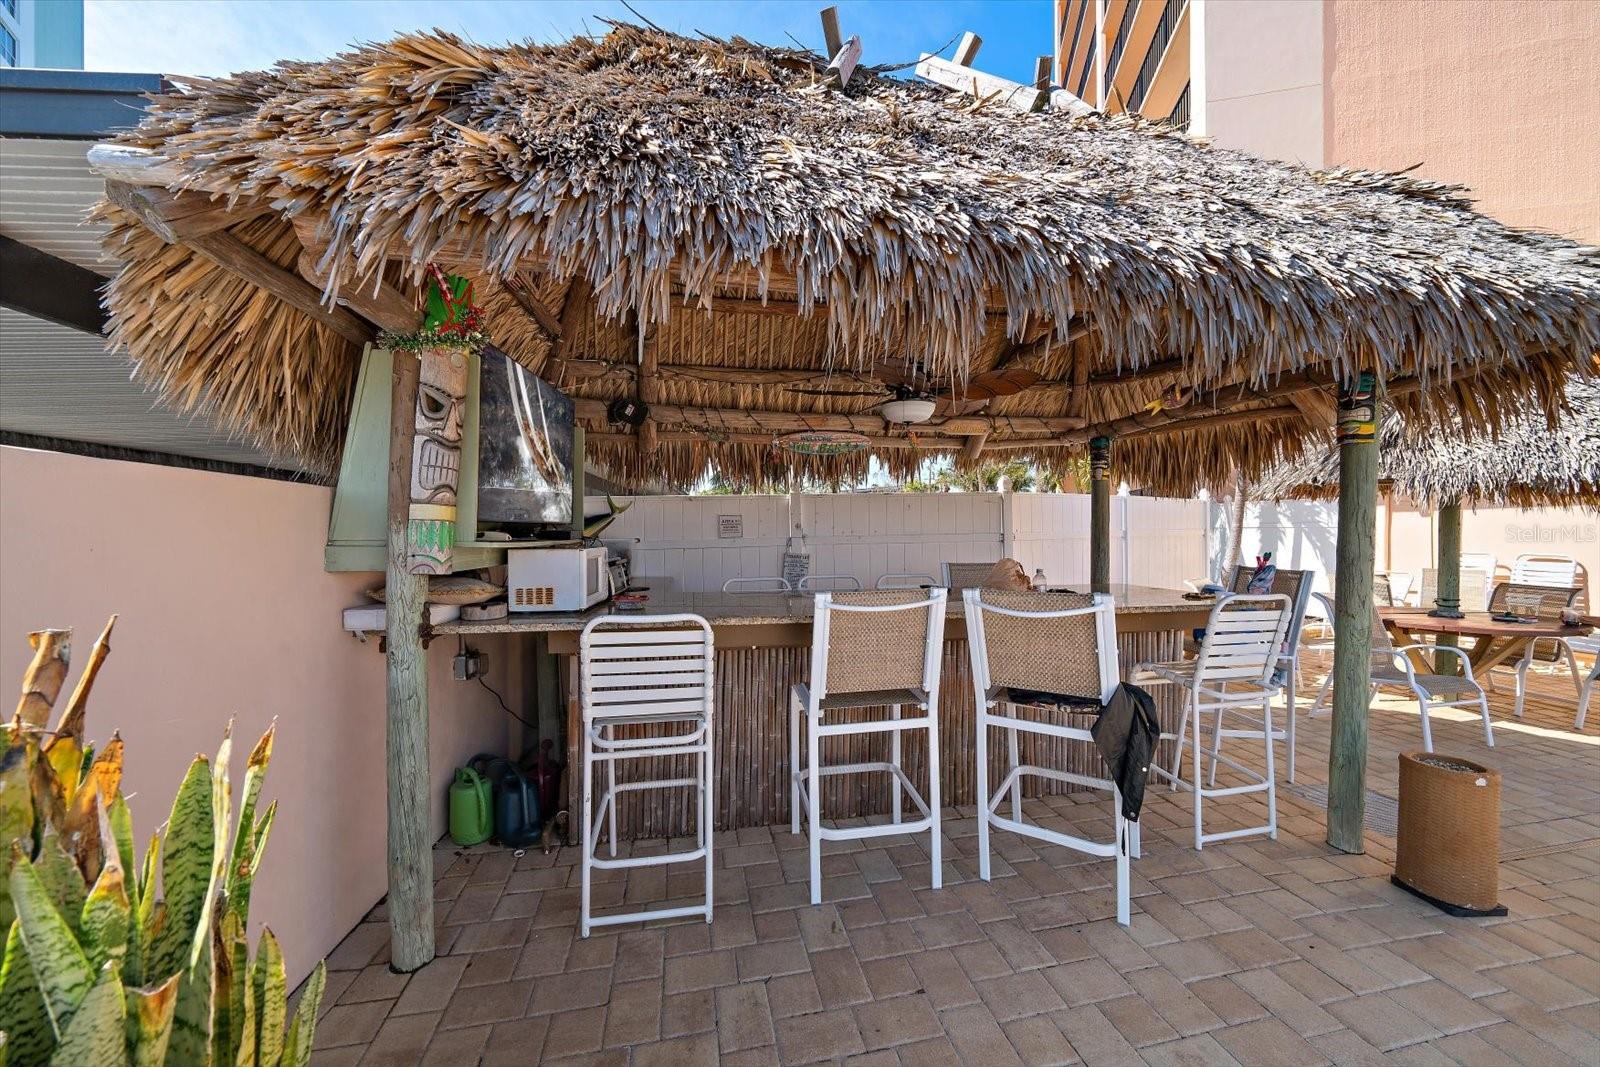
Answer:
[717,514,744,540]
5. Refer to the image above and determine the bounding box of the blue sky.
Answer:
[84,1,1055,85]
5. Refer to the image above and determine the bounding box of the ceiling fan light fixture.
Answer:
[880,397,937,424]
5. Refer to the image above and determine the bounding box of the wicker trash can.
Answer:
[1392,751,1506,916]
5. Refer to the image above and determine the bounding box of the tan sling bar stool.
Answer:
[579,614,715,936]
[963,588,1135,926]
[790,589,948,905]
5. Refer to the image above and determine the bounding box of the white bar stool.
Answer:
[963,588,1135,926]
[790,588,948,904]
[579,614,715,936]
[1137,594,1291,850]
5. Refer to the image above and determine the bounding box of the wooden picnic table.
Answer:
[1379,608,1594,675]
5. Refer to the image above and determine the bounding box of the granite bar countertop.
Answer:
[433,584,1213,635]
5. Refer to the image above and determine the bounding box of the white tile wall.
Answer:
[596,492,1209,593]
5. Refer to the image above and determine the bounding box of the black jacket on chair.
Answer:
[1091,683,1161,822]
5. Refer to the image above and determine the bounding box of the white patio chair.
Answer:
[1510,554,1578,588]
[1310,596,1493,752]
[942,561,997,592]
[797,574,862,592]
[1489,582,1584,720]
[1420,566,1492,613]
[1226,565,1315,782]
[1138,594,1291,850]
[1572,635,1599,730]
[722,576,792,594]
[579,614,715,936]
[876,573,938,590]
[790,589,947,905]
[963,588,1135,925]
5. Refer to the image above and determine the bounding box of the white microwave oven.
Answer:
[507,545,610,612]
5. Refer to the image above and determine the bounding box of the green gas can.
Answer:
[449,766,493,847]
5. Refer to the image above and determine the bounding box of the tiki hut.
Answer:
[88,25,1599,493]
[84,20,1600,963]
[1255,375,1600,509]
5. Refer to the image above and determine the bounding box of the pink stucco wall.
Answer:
[0,446,520,986]
[1325,0,1600,243]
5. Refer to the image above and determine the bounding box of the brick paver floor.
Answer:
[312,651,1599,1065]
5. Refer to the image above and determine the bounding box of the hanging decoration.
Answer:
[387,266,485,575]
[777,430,871,456]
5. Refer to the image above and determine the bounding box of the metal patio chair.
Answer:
[579,614,715,936]
[790,588,948,905]
[1138,594,1291,850]
[876,573,938,590]
[942,561,998,592]
[1311,596,1493,751]
[797,574,862,591]
[963,588,1135,925]
[723,576,792,593]
[1486,581,1584,720]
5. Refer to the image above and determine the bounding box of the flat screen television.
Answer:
[475,346,575,533]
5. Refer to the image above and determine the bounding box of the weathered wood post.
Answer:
[385,349,433,973]
[1090,435,1112,594]
[1327,373,1379,854]
[1429,497,1464,672]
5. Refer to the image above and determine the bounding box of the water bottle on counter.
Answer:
[1032,568,1048,592]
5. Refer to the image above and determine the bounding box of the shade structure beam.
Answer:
[1090,435,1113,595]
[1327,376,1379,855]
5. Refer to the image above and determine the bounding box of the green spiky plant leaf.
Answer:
[8,848,93,1039]
[0,922,50,1065]
[279,961,324,1067]
[0,626,324,1066]
[251,931,286,1067]
[147,754,214,981]
[49,963,126,1067]
[124,972,178,1067]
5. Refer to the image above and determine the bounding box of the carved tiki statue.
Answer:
[407,346,470,574]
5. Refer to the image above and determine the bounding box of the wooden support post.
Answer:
[954,31,983,66]
[571,424,586,541]
[1034,55,1054,93]
[1430,497,1464,672]
[385,349,435,972]
[637,317,659,460]
[820,6,843,58]
[1327,374,1379,855]
[1090,435,1112,595]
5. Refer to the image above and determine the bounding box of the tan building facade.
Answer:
[1061,1,1600,595]
[1054,1,1600,243]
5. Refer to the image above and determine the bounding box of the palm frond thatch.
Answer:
[1254,376,1600,508]
[95,24,1600,487]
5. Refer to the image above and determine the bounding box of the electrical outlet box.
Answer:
[452,648,485,681]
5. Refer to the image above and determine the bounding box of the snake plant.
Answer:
[0,619,326,1065]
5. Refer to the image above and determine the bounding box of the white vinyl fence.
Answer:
[595,492,1210,594]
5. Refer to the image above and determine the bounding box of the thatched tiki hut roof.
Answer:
[91,24,1600,489]
[1255,375,1600,509]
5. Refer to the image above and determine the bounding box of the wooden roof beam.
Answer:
[574,400,1086,437]
[103,180,270,244]
[183,230,373,345]
[291,215,416,335]
[503,275,563,345]
[917,53,1046,113]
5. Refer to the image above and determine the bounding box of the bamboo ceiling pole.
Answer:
[1090,435,1112,595]
[385,349,436,972]
[1429,497,1464,674]
[1327,375,1379,855]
